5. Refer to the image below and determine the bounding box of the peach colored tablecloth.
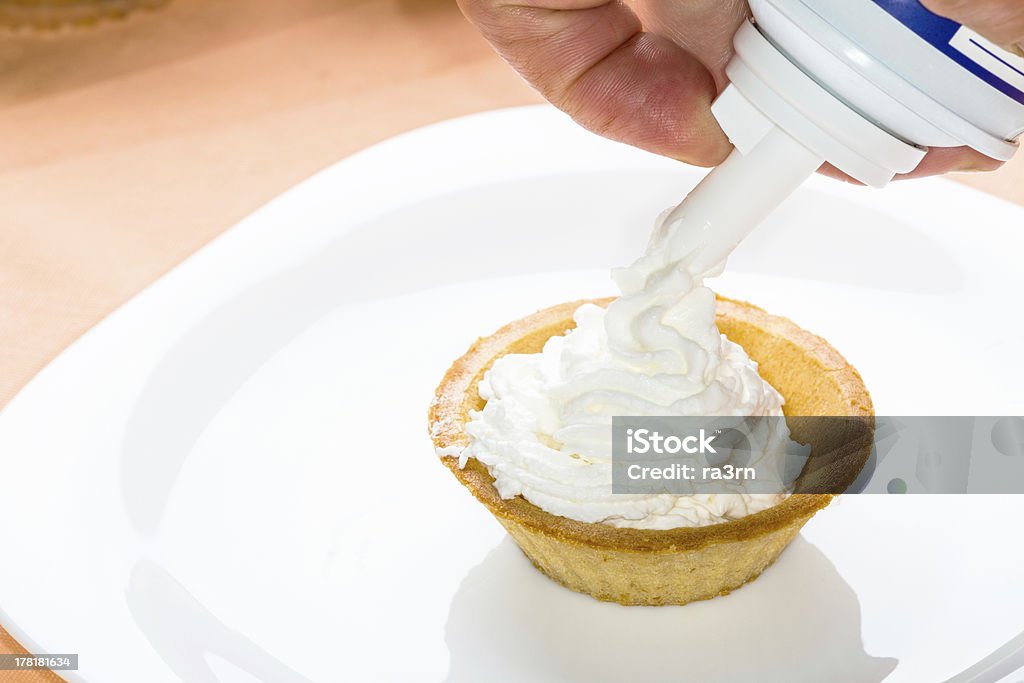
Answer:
[0,1,1021,680]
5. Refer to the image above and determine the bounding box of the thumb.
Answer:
[458,0,732,166]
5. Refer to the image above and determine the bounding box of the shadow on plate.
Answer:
[127,558,313,683]
[443,535,897,683]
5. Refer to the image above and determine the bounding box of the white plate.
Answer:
[1,105,1023,683]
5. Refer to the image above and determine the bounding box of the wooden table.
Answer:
[0,1,1021,680]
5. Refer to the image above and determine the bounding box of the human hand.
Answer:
[458,0,1006,181]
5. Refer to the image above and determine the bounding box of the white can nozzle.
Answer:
[665,125,822,274]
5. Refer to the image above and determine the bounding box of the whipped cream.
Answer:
[451,194,794,529]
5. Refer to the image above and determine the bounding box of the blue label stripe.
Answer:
[970,38,1024,81]
[870,0,1024,105]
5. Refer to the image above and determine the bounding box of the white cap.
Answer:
[713,19,927,188]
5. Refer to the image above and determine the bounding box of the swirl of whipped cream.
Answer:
[453,207,792,529]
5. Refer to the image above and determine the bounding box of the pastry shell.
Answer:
[429,298,873,606]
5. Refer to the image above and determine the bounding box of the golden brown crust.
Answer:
[500,510,809,605]
[428,297,873,553]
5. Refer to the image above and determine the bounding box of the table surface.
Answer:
[0,1,1021,680]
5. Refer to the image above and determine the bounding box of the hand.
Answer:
[458,0,1005,181]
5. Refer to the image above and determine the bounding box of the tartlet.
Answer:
[429,297,873,606]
